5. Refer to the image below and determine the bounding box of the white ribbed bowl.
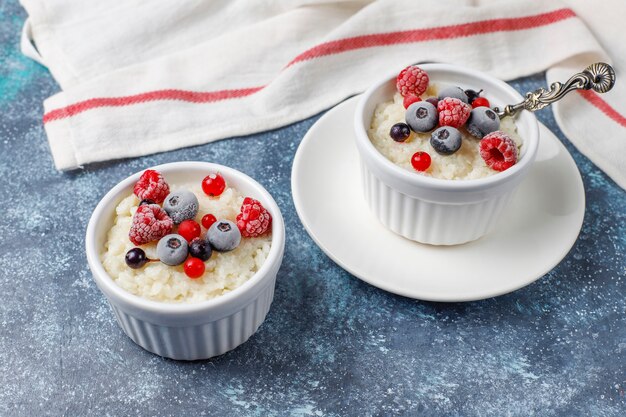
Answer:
[86,162,285,360]
[354,64,540,245]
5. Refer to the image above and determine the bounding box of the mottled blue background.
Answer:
[0,2,624,416]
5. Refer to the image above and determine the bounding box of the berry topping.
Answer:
[467,107,500,139]
[208,220,241,251]
[125,248,148,269]
[184,257,205,279]
[437,97,471,128]
[201,213,217,229]
[139,199,155,206]
[389,123,411,142]
[411,152,431,172]
[472,97,490,108]
[133,170,170,204]
[480,131,518,171]
[464,89,483,104]
[163,190,199,224]
[405,101,438,133]
[129,204,173,245]
[178,219,201,242]
[403,95,422,109]
[202,173,226,197]
[438,86,469,104]
[189,238,213,261]
[396,65,429,97]
[156,234,189,266]
[425,97,439,107]
[237,197,272,238]
[430,126,462,155]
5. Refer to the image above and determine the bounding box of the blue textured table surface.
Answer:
[1,2,625,416]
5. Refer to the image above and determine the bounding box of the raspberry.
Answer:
[133,170,170,204]
[437,97,471,128]
[236,197,272,238]
[396,65,429,98]
[480,131,518,172]
[129,204,173,245]
[403,95,421,109]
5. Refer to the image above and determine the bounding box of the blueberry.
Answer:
[425,97,439,107]
[156,234,189,266]
[189,237,212,261]
[139,199,155,206]
[438,86,468,103]
[207,220,241,252]
[467,107,500,139]
[163,190,198,224]
[405,101,438,133]
[389,123,411,142]
[430,126,462,155]
[464,89,483,104]
[125,248,148,269]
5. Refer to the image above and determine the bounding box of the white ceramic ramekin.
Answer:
[354,64,540,245]
[86,162,285,360]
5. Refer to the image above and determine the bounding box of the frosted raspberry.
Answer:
[129,204,173,245]
[236,197,272,238]
[133,170,170,204]
[396,65,429,98]
[480,131,518,172]
[437,97,471,128]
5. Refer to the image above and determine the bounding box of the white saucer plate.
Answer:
[291,96,585,302]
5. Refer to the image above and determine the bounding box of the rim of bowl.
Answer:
[354,63,540,192]
[85,161,285,316]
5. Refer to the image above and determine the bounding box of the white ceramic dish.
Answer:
[86,162,285,360]
[292,97,585,302]
[354,64,540,245]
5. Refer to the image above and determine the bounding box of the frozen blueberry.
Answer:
[189,237,212,261]
[405,101,438,133]
[163,190,198,224]
[156,234,188,266]
[207,220,241,252]
[467,107,500,139]
[430,126,462,155]
[438,86,468,103]
[389,123,411,142]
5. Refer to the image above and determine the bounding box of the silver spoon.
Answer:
[494,62,616,119]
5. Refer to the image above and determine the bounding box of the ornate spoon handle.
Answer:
[494,62,616,119]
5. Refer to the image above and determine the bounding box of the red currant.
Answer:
[201,213,217,229]
[184,257,205,279]
[403,95,422,109]
[178,219,201,242]
[202,173,226,197]
[472,97,490,108]
[411,151,431,171]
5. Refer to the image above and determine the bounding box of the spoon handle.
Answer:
[494,62,616,119]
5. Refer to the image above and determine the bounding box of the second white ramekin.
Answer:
[86,162,285,360]
[354,64,540,245]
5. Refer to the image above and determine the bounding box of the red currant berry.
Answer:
[202,173,226,197]
[178,219,201,242]
[472,97,490,108]
[403,95,422,109]
[201,213,217,229]
[411,151,431,171]
[184,257,205,279]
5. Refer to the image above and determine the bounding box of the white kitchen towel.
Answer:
[19,0,625,189]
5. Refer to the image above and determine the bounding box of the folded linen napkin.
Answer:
[19,0,625,189]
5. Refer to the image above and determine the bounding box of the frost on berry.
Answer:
[236,197,272,238]
[133,170,170,204]
[129,204,173,245]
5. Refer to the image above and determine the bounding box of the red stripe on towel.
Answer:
[578,90,626,128]
[43,8,576,124]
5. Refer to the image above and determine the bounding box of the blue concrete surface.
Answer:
[0,2,624,416]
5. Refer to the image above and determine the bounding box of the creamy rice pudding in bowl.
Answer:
[354,63,539,245]
[86,161,285,360]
